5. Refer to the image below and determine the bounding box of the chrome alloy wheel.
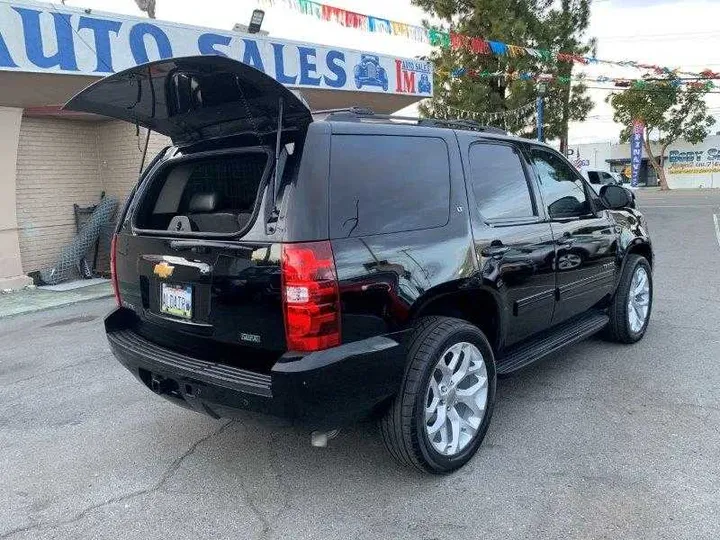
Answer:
[628,265,651,333]
[424,342,488,457]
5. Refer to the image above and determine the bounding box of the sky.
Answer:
[60,0,720,144]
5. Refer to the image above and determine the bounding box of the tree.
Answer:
[540,0,594,152]
[609,80,716,190]
[412,0,594,140]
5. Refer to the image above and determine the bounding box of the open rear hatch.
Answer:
[64,55,312,146]
[65,56,320,367]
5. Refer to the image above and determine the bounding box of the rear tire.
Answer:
[605,254,652,343]
[380,316,496,474]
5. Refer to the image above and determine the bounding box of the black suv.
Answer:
[67,56,653,474]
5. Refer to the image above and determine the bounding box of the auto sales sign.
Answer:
[0,0,433,97]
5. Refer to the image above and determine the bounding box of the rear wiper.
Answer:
[169,239,254,252]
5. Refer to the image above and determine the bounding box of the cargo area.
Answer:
[134,150,271,235]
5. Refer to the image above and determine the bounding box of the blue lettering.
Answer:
[129,23,173,64]
[198,33,231,57]
[298,46,321,86]
[241,39,265,72]
[13,7,78,71]
[323,50,346,88]
[0,30,17,68]
[272,43,296,84]
[77,17,121,73]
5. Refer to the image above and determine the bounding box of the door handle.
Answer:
[481,245,511,258]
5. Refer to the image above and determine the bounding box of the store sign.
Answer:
[667,148,720,175]
[0,1,432,97]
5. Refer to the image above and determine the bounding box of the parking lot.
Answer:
[1,189,719,540]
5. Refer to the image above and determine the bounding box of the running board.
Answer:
[496,311,610,375]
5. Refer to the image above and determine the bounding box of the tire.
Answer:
[605,254,653,343]
[380,316,496,474]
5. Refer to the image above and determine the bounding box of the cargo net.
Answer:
[39,197,118,286]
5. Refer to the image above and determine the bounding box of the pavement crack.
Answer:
[0,419,234,540]
[238,483,272,540]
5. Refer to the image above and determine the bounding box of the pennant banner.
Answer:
[259,0,717,79]
[433,101,537,124]
[443,68,718,90]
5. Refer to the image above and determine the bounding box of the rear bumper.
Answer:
[105,309,406,429]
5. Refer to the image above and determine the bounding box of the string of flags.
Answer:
[433,101,537,124]
[445,68,718,90]
[258,0,719,80]
[257,0,428,42]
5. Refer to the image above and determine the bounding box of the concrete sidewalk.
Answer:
[0,281,113,318]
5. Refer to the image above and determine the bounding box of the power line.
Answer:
[583,85,720,94]
[596,30,720,42]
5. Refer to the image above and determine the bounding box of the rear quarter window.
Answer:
[329,135,451,238]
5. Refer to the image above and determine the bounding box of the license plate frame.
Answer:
[160,283,193,320]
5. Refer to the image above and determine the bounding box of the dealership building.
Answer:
[0,0,432,289]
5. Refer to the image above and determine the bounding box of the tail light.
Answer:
[281,241,341,352]
[110,234,121,307]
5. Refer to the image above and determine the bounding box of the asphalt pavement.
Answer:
[1,189,719,540]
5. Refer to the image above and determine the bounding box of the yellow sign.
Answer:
[153,261,175,279]
[668,164,720,175]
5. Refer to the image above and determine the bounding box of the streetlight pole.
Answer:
[536,82,547,142]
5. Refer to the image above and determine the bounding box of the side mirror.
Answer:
[599,184,634,210]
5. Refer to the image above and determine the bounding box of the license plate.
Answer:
[160,284,192,319]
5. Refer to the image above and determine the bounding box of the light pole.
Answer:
[233,9,268,35]
[536,82,547,142]
[248,9,265,34]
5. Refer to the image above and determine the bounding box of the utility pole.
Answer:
[536,82,547,142]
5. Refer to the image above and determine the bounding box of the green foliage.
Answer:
[609,81,716,147]
[413,0,594,142]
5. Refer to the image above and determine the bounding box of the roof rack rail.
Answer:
[417,118,507,134]
[318,107,508,134]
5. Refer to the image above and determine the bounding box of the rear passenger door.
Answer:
[526,146,618,325]
[465,140,556,346]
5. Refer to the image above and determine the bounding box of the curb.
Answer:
[0,291,114,319]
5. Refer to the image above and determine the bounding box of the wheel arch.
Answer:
[409,286,503,352]
[626,240,653,269]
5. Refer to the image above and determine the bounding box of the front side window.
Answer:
[530,148,592,219]
[469,143,535,221]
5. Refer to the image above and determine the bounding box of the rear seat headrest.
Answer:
[188,192,219,213]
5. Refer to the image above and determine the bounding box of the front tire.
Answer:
[605,254,653,343]
[380,317,496,474]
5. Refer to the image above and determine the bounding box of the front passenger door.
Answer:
[527,146,618,325]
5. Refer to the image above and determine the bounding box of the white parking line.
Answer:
[714,214,720,249]
[641,205,719,208]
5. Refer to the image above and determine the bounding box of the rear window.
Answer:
[134,151,270,234]
[329,135,450,238]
